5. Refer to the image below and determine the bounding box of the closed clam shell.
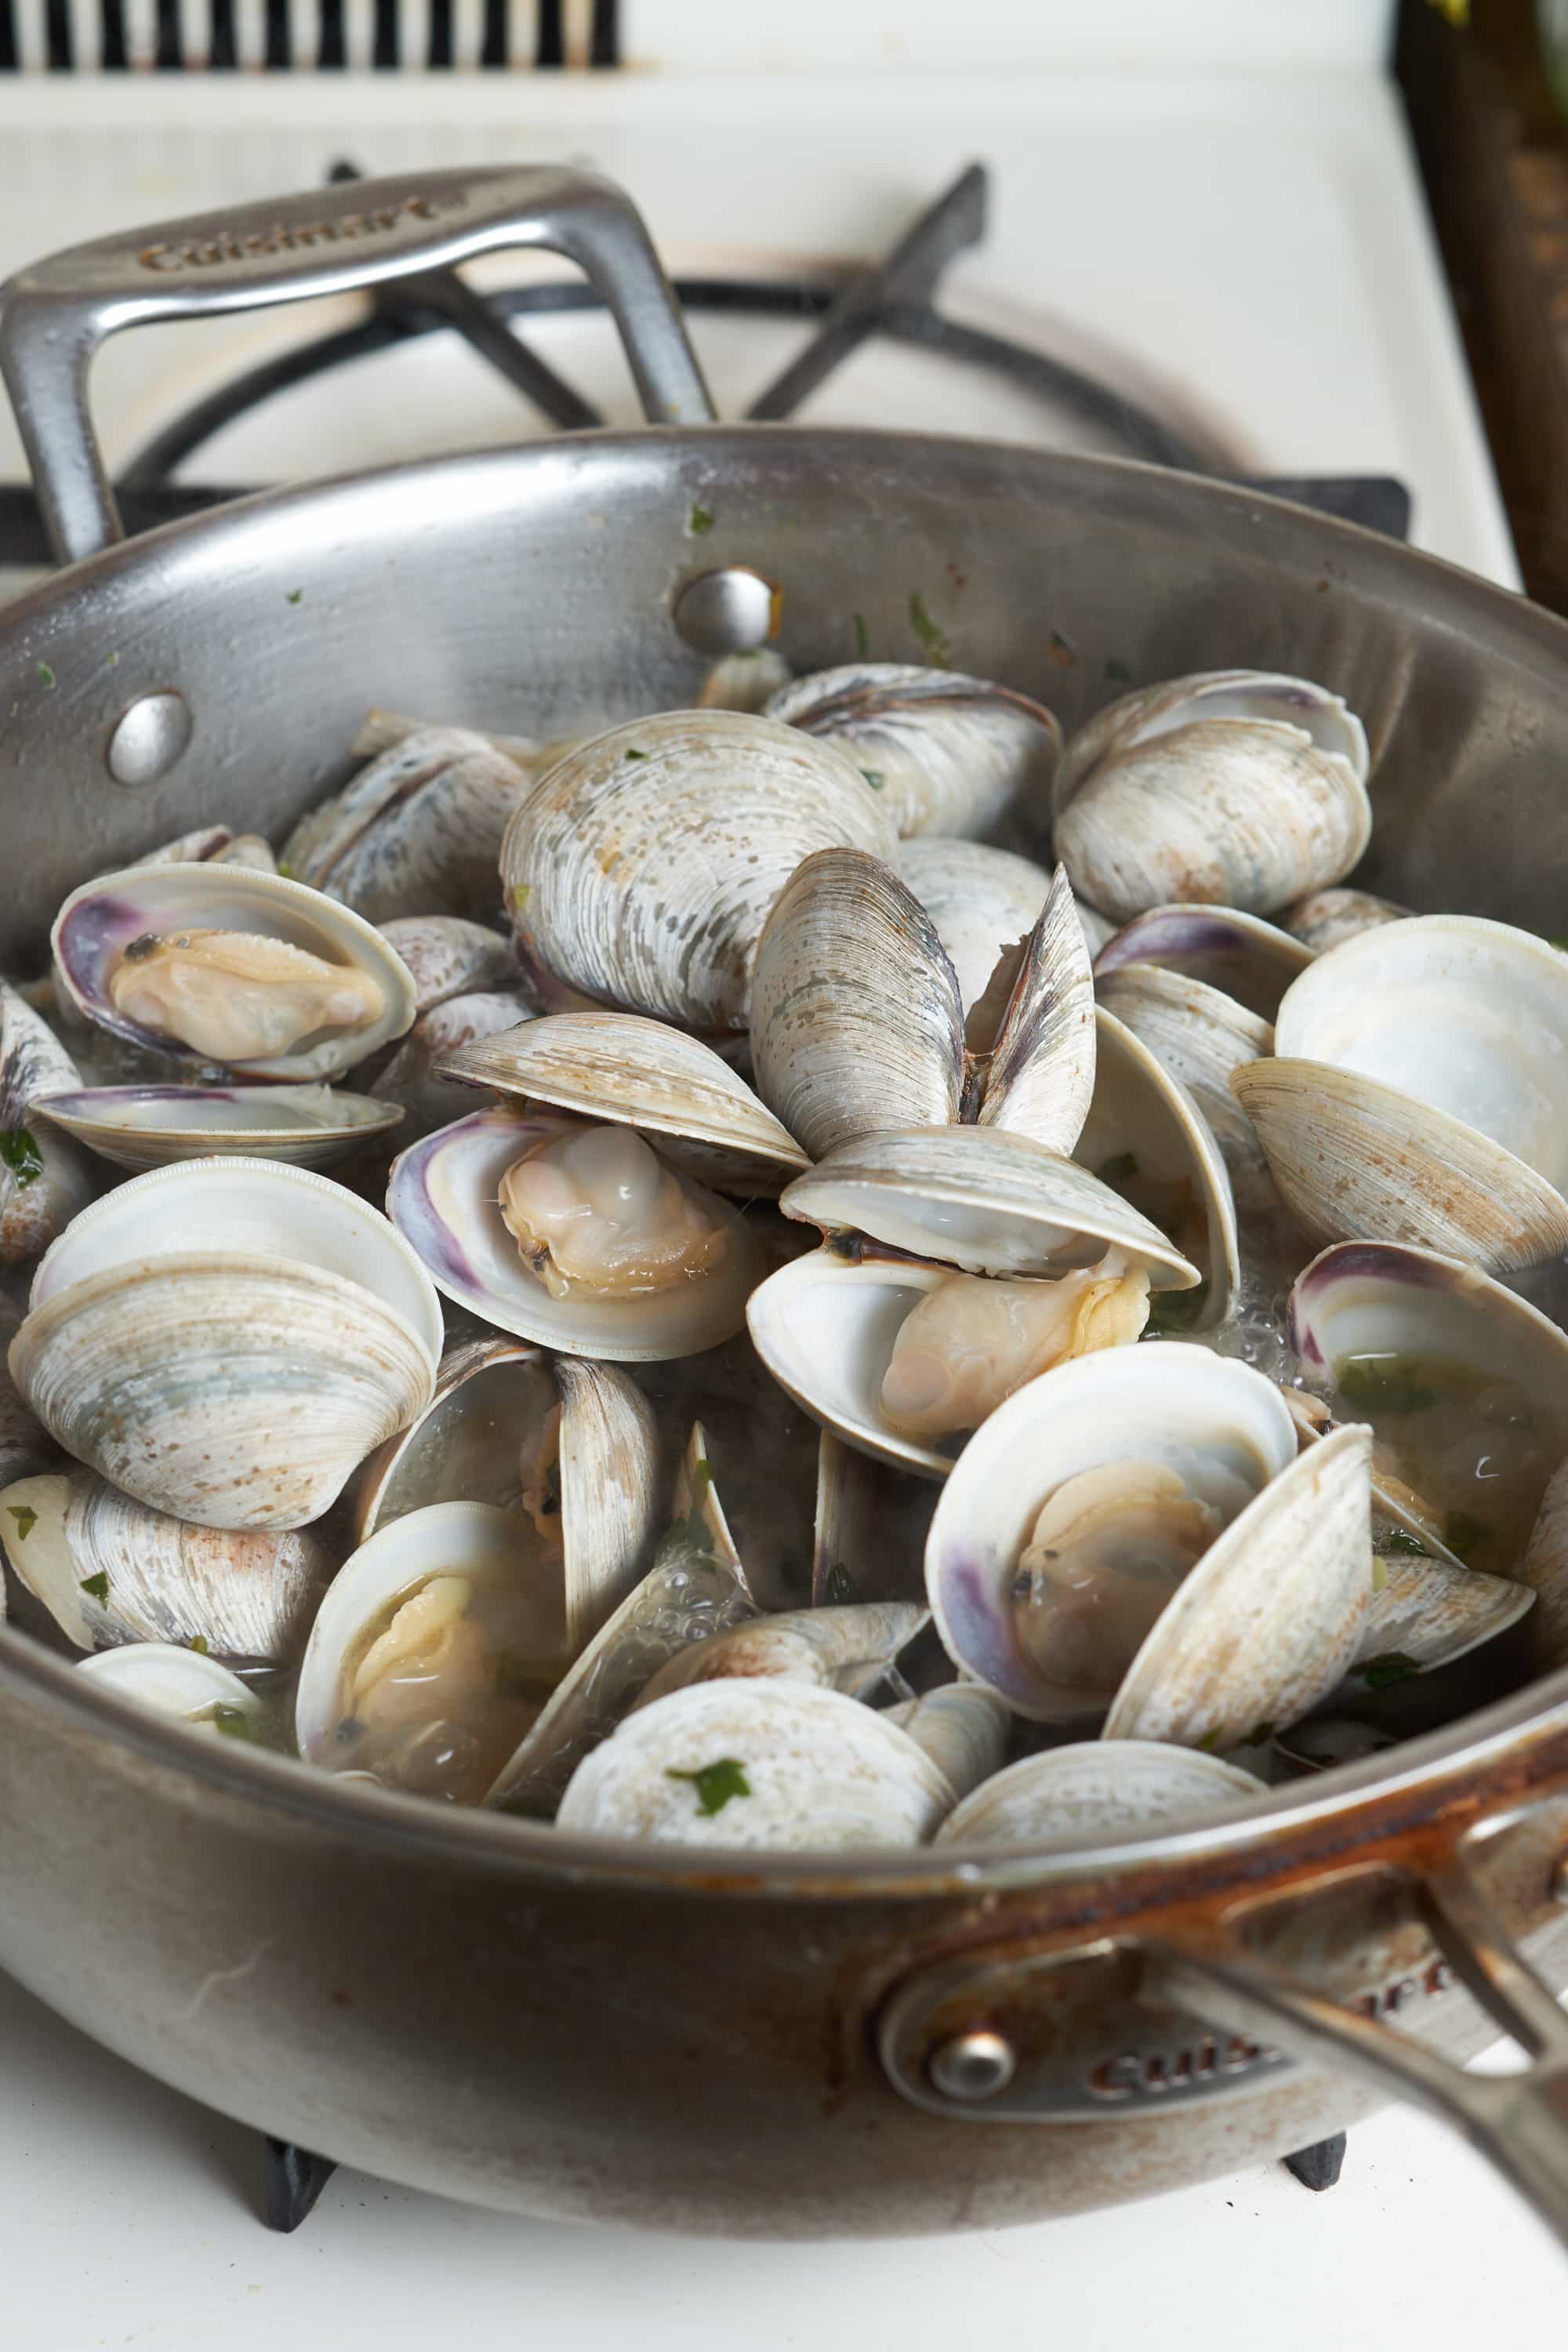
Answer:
[499,711,896,1033]
[51,862,419,1082]
[129,825,241,869]
[894,840,1051,1011]
[387,1105,763,1361]
[77,1642,262,1727]
[765,662,1062,840]
[555,1679,956,1849]
[935,1739,1262,1847]
[750,849,964,1161]
[1283,887,1411,953]
[924,1346,1301,1722]
[885,1684,1011,1804]
[29,1082,403,1174]
[554,1356,662,1653]
[282,727,528,924]
[748,1250,959,1480]
[1093,903,1313,1021]
[1093,961,1274,1183]
[971,866,1097,1155]
[368,988,539,1145]
[780,1126,1200,1285]
[376,916,521,1014]
[0,980,95,1268]
[438,1011,809,1195]
[1348,1544,1531,1679]
[0,1466,332,1658]
[633,1600,927,1710]
[1054,671,1370,920]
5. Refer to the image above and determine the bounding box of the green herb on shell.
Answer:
[35,662,53,688]
[1359,1650,1421,1691]
[851,612,869,660]
[908,592,952,668]
[209,1703,259,1741]
[276,861,296,880]
[1377,1526,1432,1556]
[80,1571,110,1606]
[688,503,714,535]
[0,1127,44,1189]
[860,768,886,791]
[511,883,532,911]
[188,1635,209,1654]
[666,1757,751,1816]
[624,748,649,762]
[1333,1356,1439,1417]
[286,589,303,604]
[5,1505,37,1541]
[1197,1726,1222,1751]
[1443,1511,1490,1563]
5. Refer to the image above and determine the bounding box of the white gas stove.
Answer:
[0,2,1552,2341]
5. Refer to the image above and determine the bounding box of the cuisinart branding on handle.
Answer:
[137,190,469,274]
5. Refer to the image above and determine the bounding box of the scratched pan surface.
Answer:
[5,422,1568,2230]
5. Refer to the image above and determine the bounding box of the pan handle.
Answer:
[0,165,716,566]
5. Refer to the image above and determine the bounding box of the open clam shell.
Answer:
[0,1466,332,1660]
[555,1678,957,1849]
[1092,961,1274,1185]
[1348,1541,1532,1682]
[1054,670,1370,921]
[388,1107,764,1362]
[1283,887,1410,953]
[935,1738,1263,1847]
[499,711,896,1033]
[281,726,528,925]
[77,1642,263,1730]
[633,1600,928,1709]
[437,1011,809,1195]
[52,862,418,1082]
[368,988,538,1145]
[926,1347,1312,1726]
[765,662,1062,840]
[1,979,95,1268]
[1093,903,1313,1021]
[893,840,1051,1013]
[376,916,521,1015]
[1287,1240,1568,1580]
[30,1083,403,1174]
[749,1250,958,1479]
[354,1336,557,1539]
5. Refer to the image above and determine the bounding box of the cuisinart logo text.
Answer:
[138,190,469,273]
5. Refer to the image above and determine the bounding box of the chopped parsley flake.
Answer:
[688,503,714,535]
[511,883,532,910]
[0,1127,44,1188]
[286,589,303,604]
[1197,1726,1222,1751]
[851,612,869,660]
[666,1756,751,1816]
[35,661,53,688]
[1334,1357,1439,1417]
[908,592,952,668]
[80,1572,110,1605]
[276,861,296,880]
[5,1505,37,1541]
[1359,1650,1421,1691]
[209,1703,257,1740]
[188,1635,209,1654]
[624,749,649,763]
[1377,1526,1432,1556]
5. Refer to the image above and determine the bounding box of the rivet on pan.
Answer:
[673,567,776,657]
[927,2028,1017,2103]
[106,691,193,788]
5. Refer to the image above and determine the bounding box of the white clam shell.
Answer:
[30,1083,403,1174]
[387,1106,763,1361]
[936,1739,1263,1847]
[354,1336,556,1539]
[376,916,521,1014]
[0,980,95,1268]
[76,1641,260,1726]
[750,848,964,1160]
[885,1683,1011,1803]
[1283,887,1411,953]
[765,662,1062,840]
[52,863,418,1082]
[0,1466,331,1658]
[972,866,1097,1155]
[633,1600,927,1710]
[925,1347,1303,1722]
[368,988,539,1145]
[894,840,1051,1011]
[555,1679,956,1849]
[1351,1544,1532,1678]
[554,1356,662,1652]
[1093,961,1274,1184]
[282,727,528,924]
[748,1250,958,1479]
[437,1011,808,1195]
[499,711,896,1033]
[1093,903,1313,1021]
[1054,670,1370,922]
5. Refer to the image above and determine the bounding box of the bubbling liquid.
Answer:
[878,1257,1151,1441]
[499,1125,731,1301]
[1010,1461,1221,1697]
[107,928,382,1062]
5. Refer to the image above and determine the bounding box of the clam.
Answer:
[29,1083,403,1174]
[11,1157,441,1530]
[388,1105,764,1362]
[281,727,529,925]
[697,648,793,713]
[1093,903,1313,1021]
[633,1600,927,1710]
[1283,887,1410,953]
[925,1347,1371,1749]
[434,1011,809,1196]
[884,1682,1011,1802]
[1054,670,1370,922]
[350,708,564,773]
[1287,1240,1568,1581]
[76,1642,265,1733]
[764,662,1062,840]
[498,711,897,1033]
[812,1428,935,1602]
[935,1738,1263,1846]
[0,1467,331,1659]
[52,863,418,1083]
[130,824,276,873]
[375,916,522,1015]
[554,1679,958,1849]
[1,979,95,1267]
[1344,1533,1533,1686]
[1238,916,1568,1273]
[368,989,539,1143]
[294,1501,571,1804]
[1092,960,1275,1189]
[355,1335,555,1537]
[485,1423,757,1816]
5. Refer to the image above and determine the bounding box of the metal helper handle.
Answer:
[0,165,717,565]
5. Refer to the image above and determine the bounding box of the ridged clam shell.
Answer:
[376,916,521,1015]
[350,708,565,774]
[812,1426,936,1602]
[886,1684,1011,1804]
[499,711,897,1033]
[893,839,1051,1011]
[554,1356,662,1653]
[1351,1544,1531,1677]
[1094,903,1313,1021]
[749,1250,958,1480]
[368,989,538,1145]
[750,849,964,1160]
[282,727,528,924]
[437,1011,809,1195]
[354,1336,556,1540]
[52,863,419,1083]
[387,1106,763,1361]
[972,866,1097,1154]
[779,1126,1200,1285]
[935,1739,1262,1847]
[633,1600,927,1709]
[1093,961,1274,1184]
[1283,887,1410,953]
[29,1083,403,1174]
[77,1642,260,1726]
[0,980,94,1268]
[925,1347,1301,1722]
[765,662,1062,839]
[0,1465,332,1657]
[555,1678,956,1849]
